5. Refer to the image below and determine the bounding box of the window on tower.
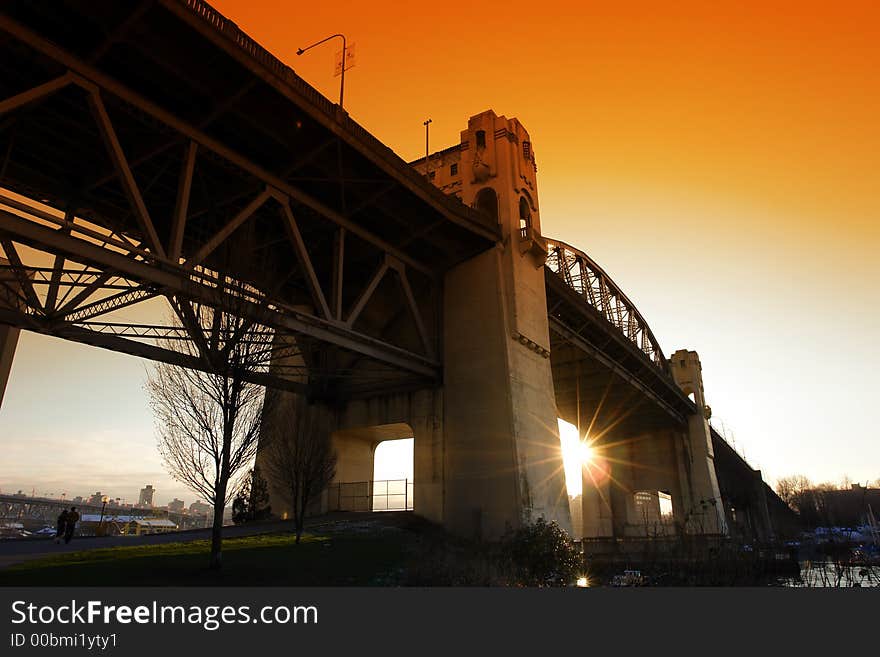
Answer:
[519,196,532,238]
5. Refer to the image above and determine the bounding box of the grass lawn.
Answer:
[0,531,410,586]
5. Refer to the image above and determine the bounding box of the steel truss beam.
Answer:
[545,237,668,371]
[0,206,438,379]
[0,18,443,388]
[0,14,435,277]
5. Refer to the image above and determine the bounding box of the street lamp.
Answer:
[423,119,432,178]
[98,495,108,536]
[296,33,348,109]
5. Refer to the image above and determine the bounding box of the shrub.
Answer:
[498,518,580,586]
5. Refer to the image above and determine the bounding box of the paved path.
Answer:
[0,519,298,569]
[0,512,411,569]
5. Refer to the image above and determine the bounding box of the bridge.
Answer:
[0,0,791,543]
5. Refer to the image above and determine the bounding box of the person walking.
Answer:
[54,508,69,544]
[63,506,80,544]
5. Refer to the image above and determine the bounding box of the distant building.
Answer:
[138,485,155,507]
[71,496,83,505]
[87,492,105,506]
[78,514,178,536]
[189,500,211,516]
[126,518,178,536]
[168,498,185,513]
[810,484,880,528]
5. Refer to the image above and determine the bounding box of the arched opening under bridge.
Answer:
[326,423,415,513]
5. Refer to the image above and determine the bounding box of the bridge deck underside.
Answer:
[546,269,693,438]
[0,0,499,399]
[552,345,680,438]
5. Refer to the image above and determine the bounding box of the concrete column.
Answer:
[443,246,570,539]
[624,430,688,537]
[0,321,20,410]
[255,329,314,519]
[440,110,570,539]
[751,470,774,542]
[669,349,729,535]
[581,469,613,538]
[410,390,444,524]
[443,247,526,539]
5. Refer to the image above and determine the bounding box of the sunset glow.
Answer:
[1,0,877,505]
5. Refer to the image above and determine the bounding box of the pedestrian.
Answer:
[64,506,80,544]
[54,508,69,544]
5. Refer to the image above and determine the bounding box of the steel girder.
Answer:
[0,209,435,401]
[0,13,445,397]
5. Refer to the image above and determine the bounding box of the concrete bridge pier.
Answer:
[331,390,445,524]
[439,111,571,538]
[670,349,729,535]
[580,460,614,538]
[579,428,689,539]
[716,459,775,542]
[258,387,445,524]
[0,321,19,409]
[443,245,570,538]
[751,470,774,541]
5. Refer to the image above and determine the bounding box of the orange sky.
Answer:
[1,1,878,501]
[205,0,878,482]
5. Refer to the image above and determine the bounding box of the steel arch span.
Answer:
[545,237,667,373]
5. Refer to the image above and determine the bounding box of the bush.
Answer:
[402,517,581,586]
[497,518,581,586]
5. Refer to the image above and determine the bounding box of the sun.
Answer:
[579,441,595,466]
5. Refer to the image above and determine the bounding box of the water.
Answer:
[782,561,880,587]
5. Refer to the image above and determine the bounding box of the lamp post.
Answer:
[296,33,348,109]
[423,118,432,178]
[98,495,108,537]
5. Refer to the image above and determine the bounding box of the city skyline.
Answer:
[0,478,209,511]
[0,0,878,500]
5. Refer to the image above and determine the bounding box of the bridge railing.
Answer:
[325,479,414,513]
[544,238,668,372]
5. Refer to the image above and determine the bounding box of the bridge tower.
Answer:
[425,110,571,538]
[669,349,729,534]
[257,110,571,539]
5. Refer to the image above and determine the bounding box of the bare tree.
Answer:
[776,474,813,512]
[262,394,337,543]
[148,298,273,569]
